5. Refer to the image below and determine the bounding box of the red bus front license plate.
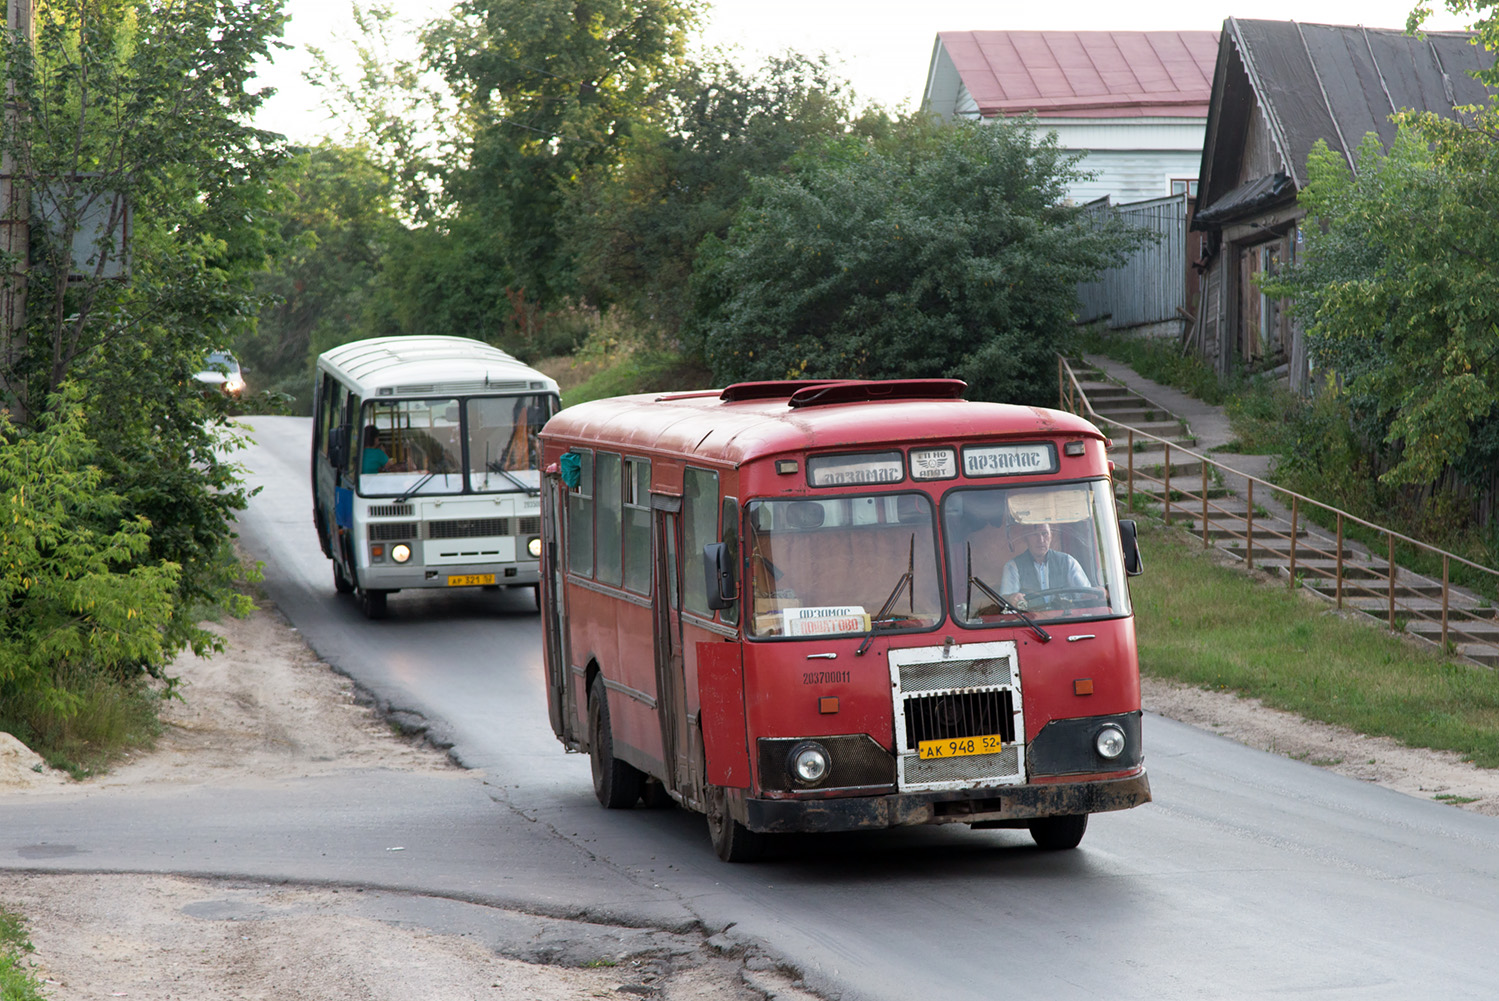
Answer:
[447,573,495,587]
[918,734,1003,760]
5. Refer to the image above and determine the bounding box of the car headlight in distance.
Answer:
[527,536,542,558]
[391,543,412,564]
[788,741,830,786]
[1095,724,1126,760]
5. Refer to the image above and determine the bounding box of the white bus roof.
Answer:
[317,335,559,397]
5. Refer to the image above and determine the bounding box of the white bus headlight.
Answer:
[788,742,830,786]
[527,536,542,559]
[1095,724,1126,760]
[391,543,412,564]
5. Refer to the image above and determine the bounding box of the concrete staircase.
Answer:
[1069,360,1499,667]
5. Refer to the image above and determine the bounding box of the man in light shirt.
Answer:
[1000,522,1089,610]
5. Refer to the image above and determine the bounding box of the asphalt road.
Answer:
[8,414,1499,1000]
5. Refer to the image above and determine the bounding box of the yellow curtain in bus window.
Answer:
[1007,488,1091,524]
[782,606,871,637]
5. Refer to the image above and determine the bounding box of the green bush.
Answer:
[0,906,44,1001]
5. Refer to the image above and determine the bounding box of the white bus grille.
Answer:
[889,641,1026,792]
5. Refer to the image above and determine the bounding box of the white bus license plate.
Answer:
[447,573,495,587]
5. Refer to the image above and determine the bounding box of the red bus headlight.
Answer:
[1095,724,1126,760]
[788,742,830,786]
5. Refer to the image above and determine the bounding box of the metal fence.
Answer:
[1075,193,1189,330]
[1058,356,1499,667]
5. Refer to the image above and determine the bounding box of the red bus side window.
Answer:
[719,496,740,627]
[596,452,623,586]
[623,457,652,595]
[682,467,718,616]
[566,449,594,577]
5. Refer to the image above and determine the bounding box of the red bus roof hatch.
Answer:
[718,380,849,402]
[786,379,968,408]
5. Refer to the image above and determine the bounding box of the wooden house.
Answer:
[1191,18,1495,391]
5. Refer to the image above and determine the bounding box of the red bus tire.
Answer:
[1029,813,1088,850]
[706,785,765,863]
[588,679,642,809]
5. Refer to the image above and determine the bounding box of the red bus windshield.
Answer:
[943,479,1131,625]
[746,493,943,638]
[743,479,1130,639]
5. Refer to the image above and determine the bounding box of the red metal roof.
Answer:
[938,30,1219,118]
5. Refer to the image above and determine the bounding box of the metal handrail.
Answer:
[1059,356,1499,664]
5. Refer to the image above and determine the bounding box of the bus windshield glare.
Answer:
[746,493,944,638]
[942,480,1130,625]
[359,394,552,496]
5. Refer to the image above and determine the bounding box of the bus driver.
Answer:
[1001,521,1090,609]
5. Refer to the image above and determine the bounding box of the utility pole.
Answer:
[0,0,31,420]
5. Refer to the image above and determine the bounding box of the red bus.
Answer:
[538,379,1149,861]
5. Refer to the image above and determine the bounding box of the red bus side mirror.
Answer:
[1119,519,1144,576]
[704,542,739,609]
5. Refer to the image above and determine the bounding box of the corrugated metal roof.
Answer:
[1215,19,1494,189]
[935,30,1219,118]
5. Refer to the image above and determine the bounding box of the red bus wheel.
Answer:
[588,679,642,809]
[1029,814,1088,850]
[705,785,764,863]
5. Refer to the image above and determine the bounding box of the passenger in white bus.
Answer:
[1000,522,1090,609]
[361,425,414,474]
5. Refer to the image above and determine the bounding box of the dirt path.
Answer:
[3,598,1497,998]
[0,604,814,1001]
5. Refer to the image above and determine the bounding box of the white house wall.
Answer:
[1059,149,1204,203]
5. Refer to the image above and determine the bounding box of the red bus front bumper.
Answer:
[741,770,1151,834]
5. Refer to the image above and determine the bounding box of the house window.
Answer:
[1171,178,1199,197]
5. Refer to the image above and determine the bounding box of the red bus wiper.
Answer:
[856,536,914,657]
[967,542,1051,643]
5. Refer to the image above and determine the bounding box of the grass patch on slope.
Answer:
[0,905,45,1001]
[1132,520,1499,768]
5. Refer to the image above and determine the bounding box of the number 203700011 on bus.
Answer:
[917,734,1003,760]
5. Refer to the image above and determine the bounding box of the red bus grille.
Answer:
[903,689,1016,746]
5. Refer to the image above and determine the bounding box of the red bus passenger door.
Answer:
[696,639,750,788]
[653,508,690,793]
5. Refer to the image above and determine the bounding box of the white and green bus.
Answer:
[311,336,561,618]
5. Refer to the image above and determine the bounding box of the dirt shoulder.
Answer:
[3,600,1498,999]
[0,604,813,1001]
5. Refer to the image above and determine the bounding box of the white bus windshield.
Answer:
[358,394,552,497]
[941,480,1130,625]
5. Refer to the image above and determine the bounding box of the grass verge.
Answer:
[1132,519,1499,769]
[0,905,45,1001]
[0,671,164,780]
[1075,327,1231,405]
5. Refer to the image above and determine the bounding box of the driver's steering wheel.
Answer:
[1024,586,1108,606]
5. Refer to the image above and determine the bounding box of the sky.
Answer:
[253,0,1477,143]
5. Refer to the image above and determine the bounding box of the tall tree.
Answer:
[690,118,1140,405]
[0,0,287,665]
[1266,126,1499,488]
[561,52,869,346]
[421,0,700,321]
[246,142,401,405]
